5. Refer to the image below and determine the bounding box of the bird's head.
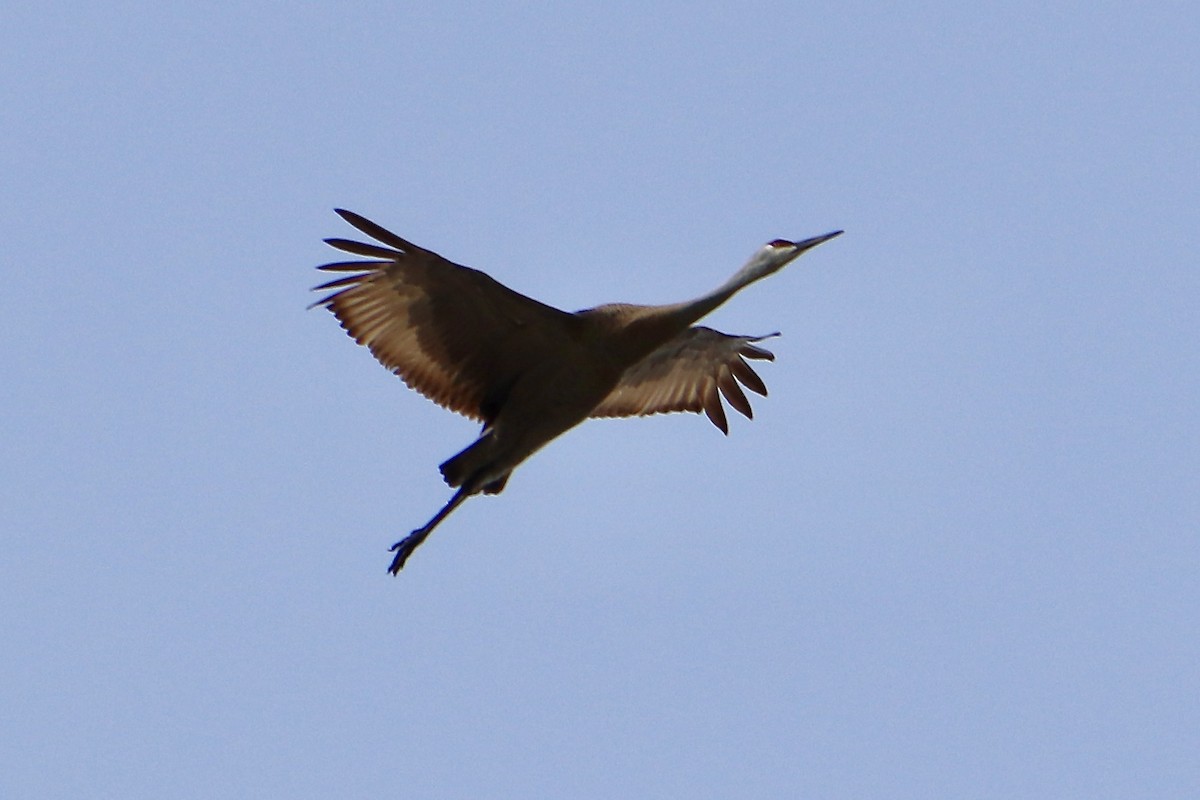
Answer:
[759,230,842,277]
[721,229,842,293]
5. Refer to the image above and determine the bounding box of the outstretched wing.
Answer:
[589,326,777,434]
[311,209,577,423]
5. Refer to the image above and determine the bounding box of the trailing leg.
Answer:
[387,487,471,574]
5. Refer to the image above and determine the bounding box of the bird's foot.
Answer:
[387,528,429,575]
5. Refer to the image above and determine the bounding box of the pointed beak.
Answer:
[753,229,844,278]
[792,230,843,253]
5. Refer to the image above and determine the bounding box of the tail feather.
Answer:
[438,447,473,488]
[439,436,499,490]
[481,474,509,495]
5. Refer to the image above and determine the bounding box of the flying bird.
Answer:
[312,209,841,573]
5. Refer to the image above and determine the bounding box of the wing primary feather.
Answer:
[316,260,392,272]
[740,343,775,361]
[334,209,424,252]
[323,238,399,259]
[312,274,371,292]
[307,289,350,310]
[718,368,754,419]
[701,382,729,434]
[730,357,768,396]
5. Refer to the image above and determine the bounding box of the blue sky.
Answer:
[3,2,1197,797]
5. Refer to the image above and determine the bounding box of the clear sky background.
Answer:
[3,2,1197,797]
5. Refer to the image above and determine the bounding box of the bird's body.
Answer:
[312,209,841,573]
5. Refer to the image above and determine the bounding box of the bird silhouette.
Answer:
[312,209,841,573]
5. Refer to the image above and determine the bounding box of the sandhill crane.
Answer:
[312,209,841,573]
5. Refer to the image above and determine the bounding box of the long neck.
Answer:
[661,260,769,327]
[615,269,761,360]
